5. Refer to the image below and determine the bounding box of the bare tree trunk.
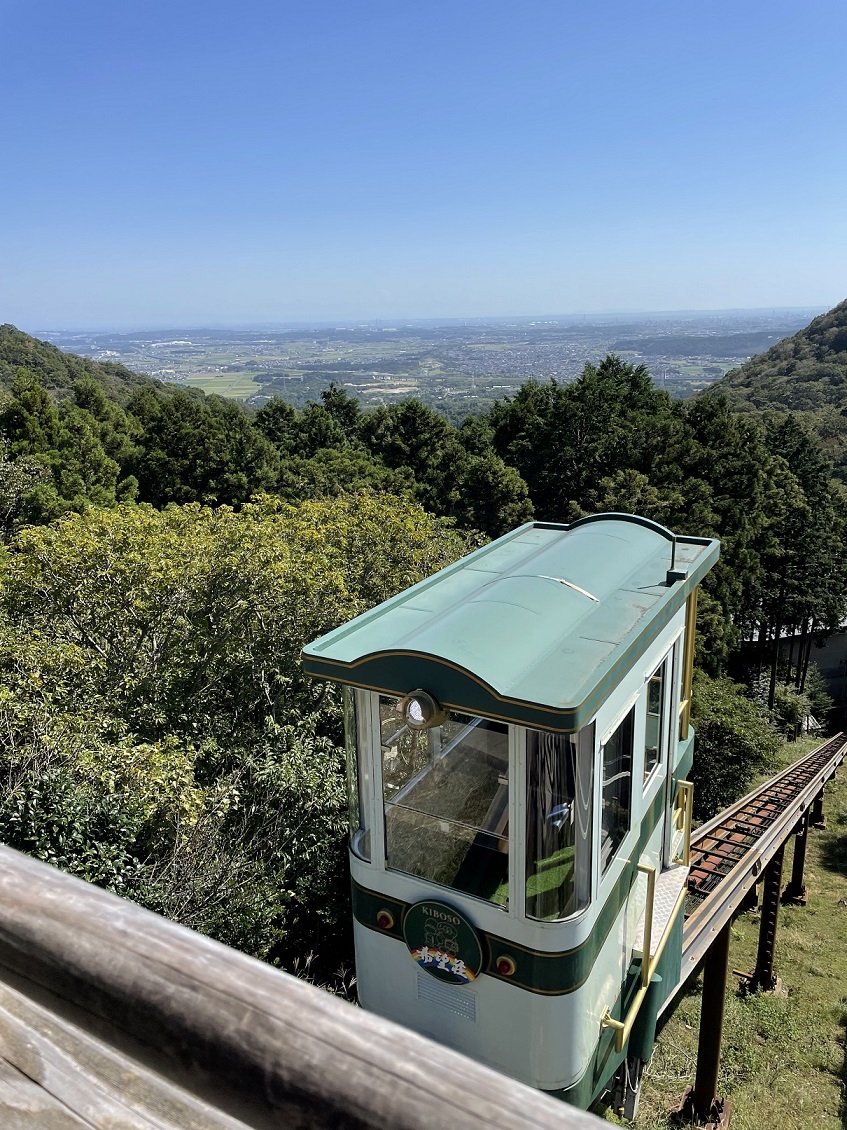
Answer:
[784,630,796,685]
[768,581,786,712]
[794,619,809,687]
[768,630,779,711]
[800,622,816,692]
[757,620,769,679]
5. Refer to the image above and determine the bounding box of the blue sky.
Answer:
[1,0,845,328]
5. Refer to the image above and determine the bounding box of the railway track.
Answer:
[672,731,847,991]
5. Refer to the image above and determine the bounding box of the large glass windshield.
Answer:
[525,724,594,920]
[380,695,509,907]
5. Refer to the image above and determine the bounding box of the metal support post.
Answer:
[810,790,826,829]
[694,922,731,1119]
[739,880,758,913]
[674,922,732,1126]
[782,811,809,905]
[750,845,784,991]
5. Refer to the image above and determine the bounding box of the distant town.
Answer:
[39,308,823,419]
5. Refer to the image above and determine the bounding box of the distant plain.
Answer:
[41,309,823,419]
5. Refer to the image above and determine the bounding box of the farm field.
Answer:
[183,371,262,397]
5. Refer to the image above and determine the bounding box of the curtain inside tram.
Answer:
[525,723,594,920]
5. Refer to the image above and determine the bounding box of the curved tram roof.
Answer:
[302,514,720,733]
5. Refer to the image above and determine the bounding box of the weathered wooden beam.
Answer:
[0,1053,93,1129]
[0,978,251,1129]
[0,846,600,1129]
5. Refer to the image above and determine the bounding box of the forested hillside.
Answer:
[706,300,847,491]
[0,323,161,403]
[713,299,847,412]
[0,322,842,977]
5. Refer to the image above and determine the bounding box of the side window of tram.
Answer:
[600,707,634,875]
[379,695,510,907]
[644,659,667,783]
[525,725,594,920]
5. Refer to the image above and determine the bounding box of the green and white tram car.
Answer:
[302,514,719,1110]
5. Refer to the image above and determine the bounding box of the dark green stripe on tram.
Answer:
[351,787,667,996]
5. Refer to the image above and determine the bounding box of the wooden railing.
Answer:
[0,845,603,1128]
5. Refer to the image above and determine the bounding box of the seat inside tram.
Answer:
[381,697,511,905]
[380,696,593,918]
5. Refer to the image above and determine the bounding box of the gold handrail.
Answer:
[600,863,686,1054]
[673,779,694,866]
[638,863,655,989]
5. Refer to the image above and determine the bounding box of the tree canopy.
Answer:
[0,494,471,970]
[0,322,844,980]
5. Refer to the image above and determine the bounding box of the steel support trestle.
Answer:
[674,921,732,1127]
[782,811,809,905]
[810,789,826,829]
[749,844,784,992]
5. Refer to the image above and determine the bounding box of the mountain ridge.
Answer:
[0,323,168,405]
[709,299,847,412]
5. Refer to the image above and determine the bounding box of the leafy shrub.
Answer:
[691,672,782,820]
[770,682,812,737]
[0,493,470,971]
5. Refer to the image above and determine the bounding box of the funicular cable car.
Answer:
[302,515,719,1112]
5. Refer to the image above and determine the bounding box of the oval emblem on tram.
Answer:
[403,900,485,986]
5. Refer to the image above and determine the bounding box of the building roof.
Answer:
[301,514,720,732]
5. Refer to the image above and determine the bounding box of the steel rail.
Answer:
[665,732,846,1001]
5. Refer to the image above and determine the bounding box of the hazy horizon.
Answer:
[24,304,833,338]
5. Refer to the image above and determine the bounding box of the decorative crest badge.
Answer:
[403,900,484,987]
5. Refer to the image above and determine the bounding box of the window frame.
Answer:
[643,654,670,788]
[378,694,512,910]
[343,686,373,862]
[598,699,636,878]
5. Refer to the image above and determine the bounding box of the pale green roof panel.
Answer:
[302,514,720,731]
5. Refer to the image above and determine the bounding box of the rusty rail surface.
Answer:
[675,731,847,987]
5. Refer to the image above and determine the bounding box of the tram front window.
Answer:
[525,725,594,920]
[380,696,509,906]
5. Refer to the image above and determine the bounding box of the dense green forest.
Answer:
[714,300,847,412]
[0,307,844,978]
[711,299,847,485]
